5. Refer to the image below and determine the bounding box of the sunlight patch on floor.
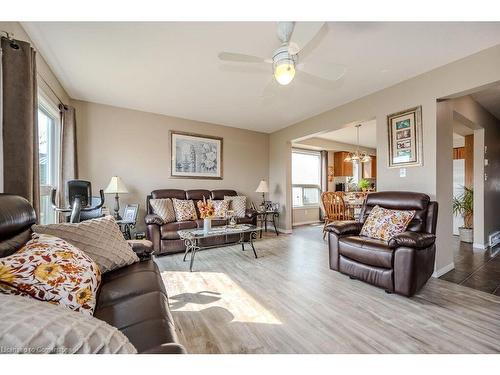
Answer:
[162,271,282,325]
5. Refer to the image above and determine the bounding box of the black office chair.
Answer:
[51,180,105,223]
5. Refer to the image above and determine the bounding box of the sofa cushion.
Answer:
[339,235,394,269]
[161,221,197,240]
[0,233,101,315]
[172,199,198,221]
[211,199,230,218]
[195,219,227,228]
[149,198,176,224]
[94,291,177,353]
[360,205,415,241]
[32,216,139,273]
[0,294,137,354]
[97,260,166,308]
[224,195,246,218]
[236,217,254,225]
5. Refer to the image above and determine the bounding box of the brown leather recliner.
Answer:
[326,191,438,297]
[145,189,258,256]
[0,193,186,354]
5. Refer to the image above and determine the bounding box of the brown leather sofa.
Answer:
[145,189,258,255]
[0,194,186,354]
[326,191,438,297]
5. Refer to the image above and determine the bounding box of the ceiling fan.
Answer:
[217,22,346,96]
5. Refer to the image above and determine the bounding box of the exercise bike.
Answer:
[51,180,105,223]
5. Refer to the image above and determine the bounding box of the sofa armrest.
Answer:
[145,214,163,225]
[141,343,187,354]
[245,208,258,219]
[325,221,363,236]
[127,239,155,260]
[388,231,436,249]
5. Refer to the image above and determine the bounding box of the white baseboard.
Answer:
[292,220,322,226]
[432,262,455,278]
[473,242,488,250]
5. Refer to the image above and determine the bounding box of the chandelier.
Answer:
[344,124,371,163]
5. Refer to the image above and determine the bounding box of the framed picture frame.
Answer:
[170,131,223,179]
[123,204,139,223]
[387,106,423,168]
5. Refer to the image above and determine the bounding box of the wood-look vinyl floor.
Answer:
[155,225,500,354]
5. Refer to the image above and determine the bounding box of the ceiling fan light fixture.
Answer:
[274,60,295,85]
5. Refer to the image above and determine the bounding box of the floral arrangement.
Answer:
[197,197,215,219]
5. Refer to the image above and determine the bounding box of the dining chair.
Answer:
[321,192,348,239]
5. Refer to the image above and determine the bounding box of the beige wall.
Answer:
[73,100,269,232]
[440,95,500,246]
[293,207,321,226]
[269,44,500,274]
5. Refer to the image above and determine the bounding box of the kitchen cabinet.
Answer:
[333,152,353,177]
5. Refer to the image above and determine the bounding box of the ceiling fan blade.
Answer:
[218,52,269,64]
[288,22,325,55]
[297,61,346,83]
[295,70,345,91]
[261,78,279,99]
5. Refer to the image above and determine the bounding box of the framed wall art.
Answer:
[170,131,223,179]
[387,106,423,168]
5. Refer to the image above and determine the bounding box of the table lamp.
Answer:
[104,176,128,220]
[255,179,269,207]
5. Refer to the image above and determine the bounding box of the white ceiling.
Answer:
[472,84,500,121]
[23,22,500,133]
[315,119,377,148]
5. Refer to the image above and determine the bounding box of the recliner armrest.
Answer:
[127,239,155,260]
[388,231,436,249]
[325,221,363,236]
[141,343,187,354]
[145,214,163,225]
[245,208,258,219]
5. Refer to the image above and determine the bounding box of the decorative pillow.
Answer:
[360,205,416,241]
[211,199,230,218]
[224,195,247,218]
[32,216,139,274]
[0,234,101,315]
[172,199,198,221]
[150,198,176,223]
[0,294,137,354]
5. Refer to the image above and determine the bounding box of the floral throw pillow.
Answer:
[210,200,230,218]
[0,234,101,315]
[172,199,198,221]
[360,205,415,242]
[224,196,247,218]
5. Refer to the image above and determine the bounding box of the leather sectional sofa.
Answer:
[145,189,258,255]
[0,194,186,354]
[326,191,438,297]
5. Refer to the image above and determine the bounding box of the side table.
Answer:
[256,211,279,238]
[116,219,135,240]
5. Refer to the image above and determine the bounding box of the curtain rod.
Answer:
[2,30,66,107]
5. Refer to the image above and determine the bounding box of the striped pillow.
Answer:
[150,198,176,223]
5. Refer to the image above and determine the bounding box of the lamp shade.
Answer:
[255,180,269,193]
[104,176,128,194]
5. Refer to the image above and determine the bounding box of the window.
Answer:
[292,149,321,207]
[38,95,60,224]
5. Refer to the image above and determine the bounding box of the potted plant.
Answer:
[358,179,371,192]
[452,186,473,243]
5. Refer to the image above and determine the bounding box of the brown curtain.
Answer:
[1,37,39,219]
[57,105,78,208]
